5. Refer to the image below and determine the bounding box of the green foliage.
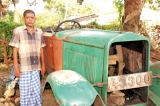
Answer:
[84,20,121,31]
[0,21,21,42]
[44,0,65,14]
[0,64,8,71]
[67,0,97,15]
[44,0,98,20]
[145,0,160,10]
[102,21,122,30]
[113,0,124,28]
[36,0,98,28]
[1,11,14,23]
[35,12,63,28]
[1,10,23,24]
[0,20,22,61]
[1,0,19,7]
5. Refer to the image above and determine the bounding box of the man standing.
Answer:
[9,9,46,106]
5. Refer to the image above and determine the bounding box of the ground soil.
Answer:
[42,89,58,106]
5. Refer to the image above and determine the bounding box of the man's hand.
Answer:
[41,65,46,75]
[40,47,46,75]
[13,47,20,78]
[14,67,20,78]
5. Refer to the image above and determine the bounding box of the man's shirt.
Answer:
[9,26,46,72]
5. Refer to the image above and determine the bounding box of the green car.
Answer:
[42,20,160,106]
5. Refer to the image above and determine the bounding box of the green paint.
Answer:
[44,28,160,105]
[46,70,105,106]
[149,62,160,106]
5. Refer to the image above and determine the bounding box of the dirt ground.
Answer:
[42,89,59,106]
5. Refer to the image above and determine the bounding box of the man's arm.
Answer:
[13,47,20,78]
[40,47,46,75]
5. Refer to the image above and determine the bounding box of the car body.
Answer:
[1,20,157,106]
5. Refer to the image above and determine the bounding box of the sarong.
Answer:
[19,70,42,106]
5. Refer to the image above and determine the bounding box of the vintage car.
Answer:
[27,20,160,105]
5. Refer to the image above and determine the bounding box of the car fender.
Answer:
[43,70,105,106]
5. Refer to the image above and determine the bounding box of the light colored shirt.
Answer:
[9,26,46,72]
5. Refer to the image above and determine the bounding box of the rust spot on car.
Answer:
[57,99,61,106]
[151,63,160,68]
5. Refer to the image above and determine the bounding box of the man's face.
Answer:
[23,13,36,27]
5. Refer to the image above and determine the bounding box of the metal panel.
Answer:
[46,70,103,106]
[44,36,63,72]
[56,29,150,48]
[44,37,54,72]
[63,42,104,94]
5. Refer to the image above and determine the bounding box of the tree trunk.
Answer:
[13,1,18,22]
[0,0,2,19]
[2,43,10,72]
[122,0,145,33]
[0,0,7,19]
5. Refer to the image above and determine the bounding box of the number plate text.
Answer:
[108,72,152,92]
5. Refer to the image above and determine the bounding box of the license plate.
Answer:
[108,72,152,92]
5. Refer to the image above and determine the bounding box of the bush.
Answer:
[0,64,8,71]
[82,20,122,30]
[0,21,22,62]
